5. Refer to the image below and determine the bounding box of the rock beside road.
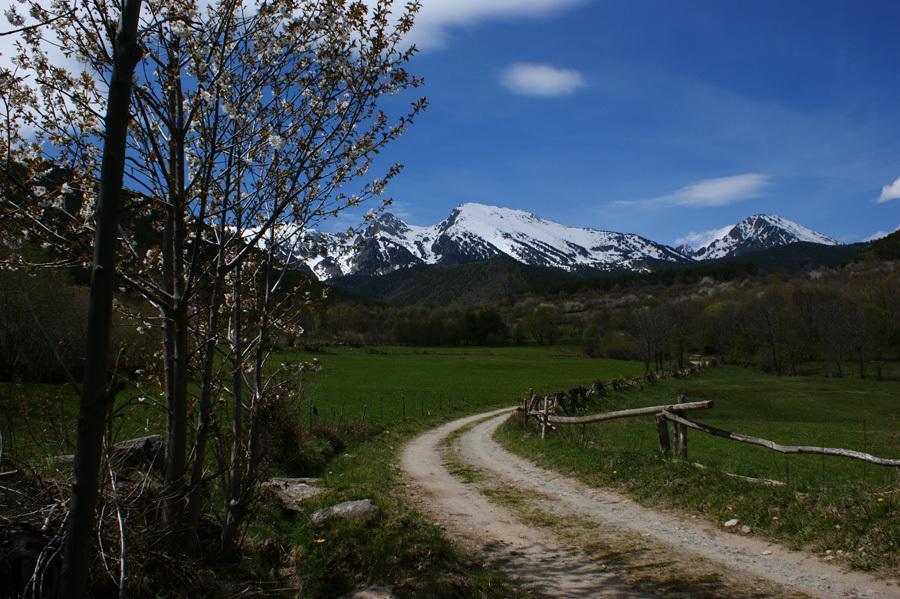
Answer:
[340,586,395,599]
[263,478,325,512]
[310,499,379,525]
[50,435,164,471]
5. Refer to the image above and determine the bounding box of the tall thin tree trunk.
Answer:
[223,232,275,555]
[58,2,143,597]
[185,179,232,551]
[163,42,189,526]
[222,215,244,556]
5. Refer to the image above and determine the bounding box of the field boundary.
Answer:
[661,410,900,467]
[520,366,900,471]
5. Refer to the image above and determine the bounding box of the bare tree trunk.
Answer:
[163,42,189,526]
[222,228,275,556]
[58,2,143,597]
[222,217,244,556]
[185,172,232,551]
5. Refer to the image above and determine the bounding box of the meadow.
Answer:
[299,345,644,426]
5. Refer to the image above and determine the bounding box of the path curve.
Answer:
[401,408,898,599]
[401,408,646,597]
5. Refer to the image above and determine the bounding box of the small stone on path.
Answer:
[724,519,740,529]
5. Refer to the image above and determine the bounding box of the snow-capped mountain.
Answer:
[679,214,838,261]
[288,206,840,280]
[301,203,691,280]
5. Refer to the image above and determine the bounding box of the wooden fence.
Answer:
[522,392,900,469]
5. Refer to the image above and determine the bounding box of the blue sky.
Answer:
[345,0,900,245]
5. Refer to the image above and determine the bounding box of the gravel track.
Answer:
[400,408,898,598]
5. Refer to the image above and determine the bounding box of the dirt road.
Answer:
[400,408,898,598]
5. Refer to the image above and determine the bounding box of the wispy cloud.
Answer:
[863,225,899,242]
[404,0,589,49]
[500,63,586,97]
[876,177,900,203]
[619,173,770,208]
[675,225,733,249]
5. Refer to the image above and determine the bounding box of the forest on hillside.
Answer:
[305,255,900,378]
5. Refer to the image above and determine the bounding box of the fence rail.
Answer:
[661,411,900,468]
[543,400,713,425]
[520,368,900,471]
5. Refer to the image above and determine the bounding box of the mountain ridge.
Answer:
[296,203,839,280]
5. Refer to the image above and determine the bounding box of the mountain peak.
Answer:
[684,214,838,260]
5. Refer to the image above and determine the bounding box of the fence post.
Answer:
[675,394,688,459]
[656,413,671,454]
[541,396,549,440]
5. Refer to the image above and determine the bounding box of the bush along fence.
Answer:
[519,367,900,473]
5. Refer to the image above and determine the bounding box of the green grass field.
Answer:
[298,345,644,425]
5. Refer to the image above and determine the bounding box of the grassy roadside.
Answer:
[249,415,522,597]
[494,366,899,576]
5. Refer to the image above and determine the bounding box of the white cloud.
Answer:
[404,0,589,49]
[675,224,734,249]
[877,177,900,203]
[863,226,899,242]
[620,173,770,208]
[500,63,586,97]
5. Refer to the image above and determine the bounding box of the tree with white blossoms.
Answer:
[1,0,424,573]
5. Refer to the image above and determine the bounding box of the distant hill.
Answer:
[329,240,869,307]
[328,255,582,307]
[716,241,864,272]
[866,229,900,260]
